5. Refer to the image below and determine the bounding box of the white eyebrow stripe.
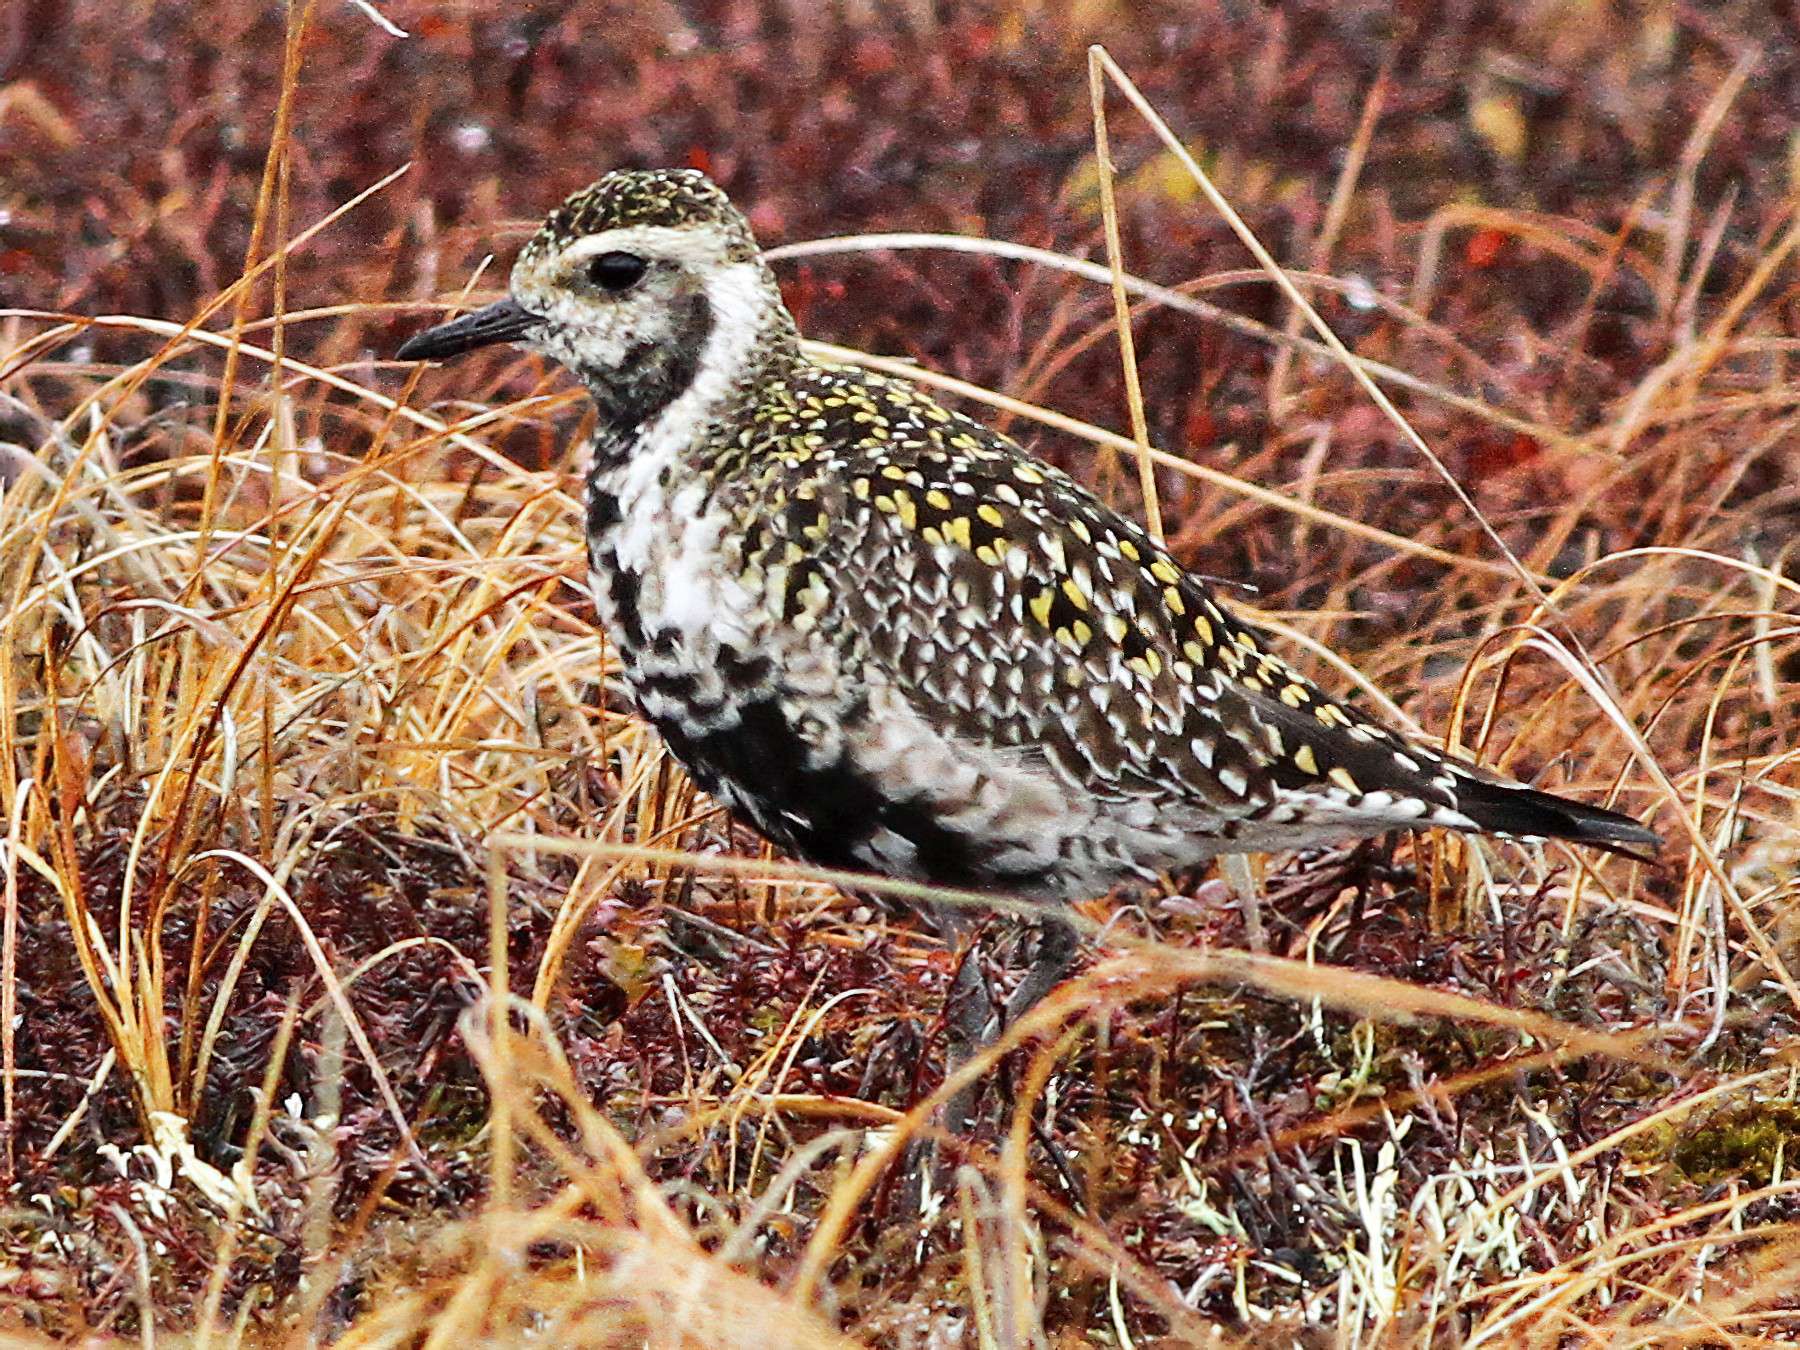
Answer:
[555,224,735,269]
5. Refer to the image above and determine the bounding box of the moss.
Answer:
[1673,1102,1800,1188]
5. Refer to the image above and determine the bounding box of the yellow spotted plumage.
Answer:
[398,167,1661,911]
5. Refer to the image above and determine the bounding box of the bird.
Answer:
[397,167,1659,1041]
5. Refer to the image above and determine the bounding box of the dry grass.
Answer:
[4,2,1800,1345]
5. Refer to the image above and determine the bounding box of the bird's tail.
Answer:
[1449,774,1661,861]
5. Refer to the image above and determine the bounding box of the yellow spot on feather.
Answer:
[1129,650,1163,679]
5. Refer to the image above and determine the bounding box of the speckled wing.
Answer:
[727,364,1491,848]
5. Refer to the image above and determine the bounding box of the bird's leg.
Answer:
[944,916,1081,1139]
[896,916,1085,1217]
[891,927,988,1218]
[1221,852,1266,951]
[940,930,999,1140]
[1000,916,1081,1036]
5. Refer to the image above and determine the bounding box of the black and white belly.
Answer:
[582,467,1116,899]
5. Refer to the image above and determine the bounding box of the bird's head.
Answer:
[398,168,797,428]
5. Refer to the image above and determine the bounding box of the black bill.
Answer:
[396,298,541,361]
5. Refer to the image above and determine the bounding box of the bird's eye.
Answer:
[586,251,649,292]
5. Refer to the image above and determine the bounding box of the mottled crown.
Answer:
[521,168,762,265]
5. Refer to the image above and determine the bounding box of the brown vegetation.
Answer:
[2,2,1798,1345]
